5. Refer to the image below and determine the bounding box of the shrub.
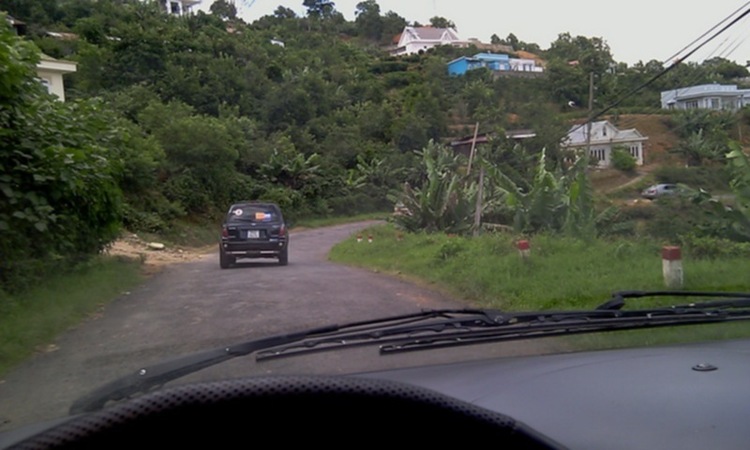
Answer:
[611,148,637,173]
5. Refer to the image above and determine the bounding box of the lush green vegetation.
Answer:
[330,225,750,311]
[3,0,750,299]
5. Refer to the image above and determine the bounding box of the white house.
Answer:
[561,120,647,168]
[36,54,77,102]
[661,84,750,111]
[159,0,201,15]
[392,26,466,56]
[508,58,543,73]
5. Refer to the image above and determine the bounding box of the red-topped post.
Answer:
[662,246,683,288]
[517,240,530,260]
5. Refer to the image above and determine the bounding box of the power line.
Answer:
[570,3,750,137]
[663,1,750,65]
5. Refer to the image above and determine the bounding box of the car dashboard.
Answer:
[4,338,750,449]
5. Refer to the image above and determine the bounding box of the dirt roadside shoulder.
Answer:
[104,233,214,276]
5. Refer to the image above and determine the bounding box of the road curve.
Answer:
[0,221,557,431]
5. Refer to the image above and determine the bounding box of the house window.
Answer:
[590,148,606,162]
[710,98,720,109]
[630,145,640,160]
[39,77,51,94]
[685,100,699,109]
[602,127,607,137]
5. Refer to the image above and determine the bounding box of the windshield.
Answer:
[3,0,750,440]
[226,204,282,223]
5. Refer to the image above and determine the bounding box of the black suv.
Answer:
[219,201,289,268]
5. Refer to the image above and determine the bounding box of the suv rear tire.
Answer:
[220,247,232,269]
[278,247,288,266]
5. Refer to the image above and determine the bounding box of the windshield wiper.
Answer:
[71,291,750,414]
[594,290,750,311]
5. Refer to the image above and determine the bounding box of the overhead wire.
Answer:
[610,10,750,138]
[569,2,750,137]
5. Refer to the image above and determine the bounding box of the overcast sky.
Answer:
[203,1,750,66]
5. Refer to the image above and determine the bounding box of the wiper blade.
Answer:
[595,290,750,310]
[71,292,750,413]
[69,309,490,414]
[69,323,339,414]
[256,292,750,358]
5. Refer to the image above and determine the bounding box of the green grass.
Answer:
[330,224,750,348]
[0,256,144,376]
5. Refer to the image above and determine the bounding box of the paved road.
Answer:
[0,222,559,432]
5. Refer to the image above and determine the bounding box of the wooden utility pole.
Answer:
[467,122,480,173]
[470,122,483,237]
[586,72,594,158]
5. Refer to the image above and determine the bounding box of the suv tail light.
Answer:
[279,224,287,236]
[221,226,229,238]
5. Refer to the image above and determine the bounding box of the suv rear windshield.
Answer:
[226,204,281,223]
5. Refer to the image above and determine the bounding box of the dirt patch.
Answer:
[104,233,212,275]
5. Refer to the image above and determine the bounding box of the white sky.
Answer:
[202,0,750,66]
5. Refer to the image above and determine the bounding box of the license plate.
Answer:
[247,230,260,239]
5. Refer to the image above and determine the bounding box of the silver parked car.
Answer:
[641,183,679,199]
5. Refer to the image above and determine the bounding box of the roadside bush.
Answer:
[680,234,750,259]
[0,21,125,293]
[436,238,465,261]
[611,148,637,173]
[326,193,382,216]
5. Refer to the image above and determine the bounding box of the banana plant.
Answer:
[392,141,476,234]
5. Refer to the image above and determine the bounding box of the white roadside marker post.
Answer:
[662,246,683,289]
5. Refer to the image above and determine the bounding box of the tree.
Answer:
[303,0,336,18]
[0,17,124,292]
[546,33,614,76]
[274,6,297,19]
[355,0,382,41]
[505,33,519,49]
[209,0,237,20]
[381,11,407,44]
[429,16,456,29]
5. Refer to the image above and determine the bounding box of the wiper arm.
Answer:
[71,292,750,414]
[69,309,492,414]
[69,324,339,414]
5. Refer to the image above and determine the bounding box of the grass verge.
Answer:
[0,256,144,376]
[329,223,750,349]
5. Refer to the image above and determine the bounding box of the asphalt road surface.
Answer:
[0,222,560,432]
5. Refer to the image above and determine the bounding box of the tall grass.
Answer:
[330,224,750,349]
[330,224,750,311]
[0,256,144,375]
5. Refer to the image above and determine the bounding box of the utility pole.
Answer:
[586,72,594,160]
[469,122,483,237]
[467,122,479,173]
